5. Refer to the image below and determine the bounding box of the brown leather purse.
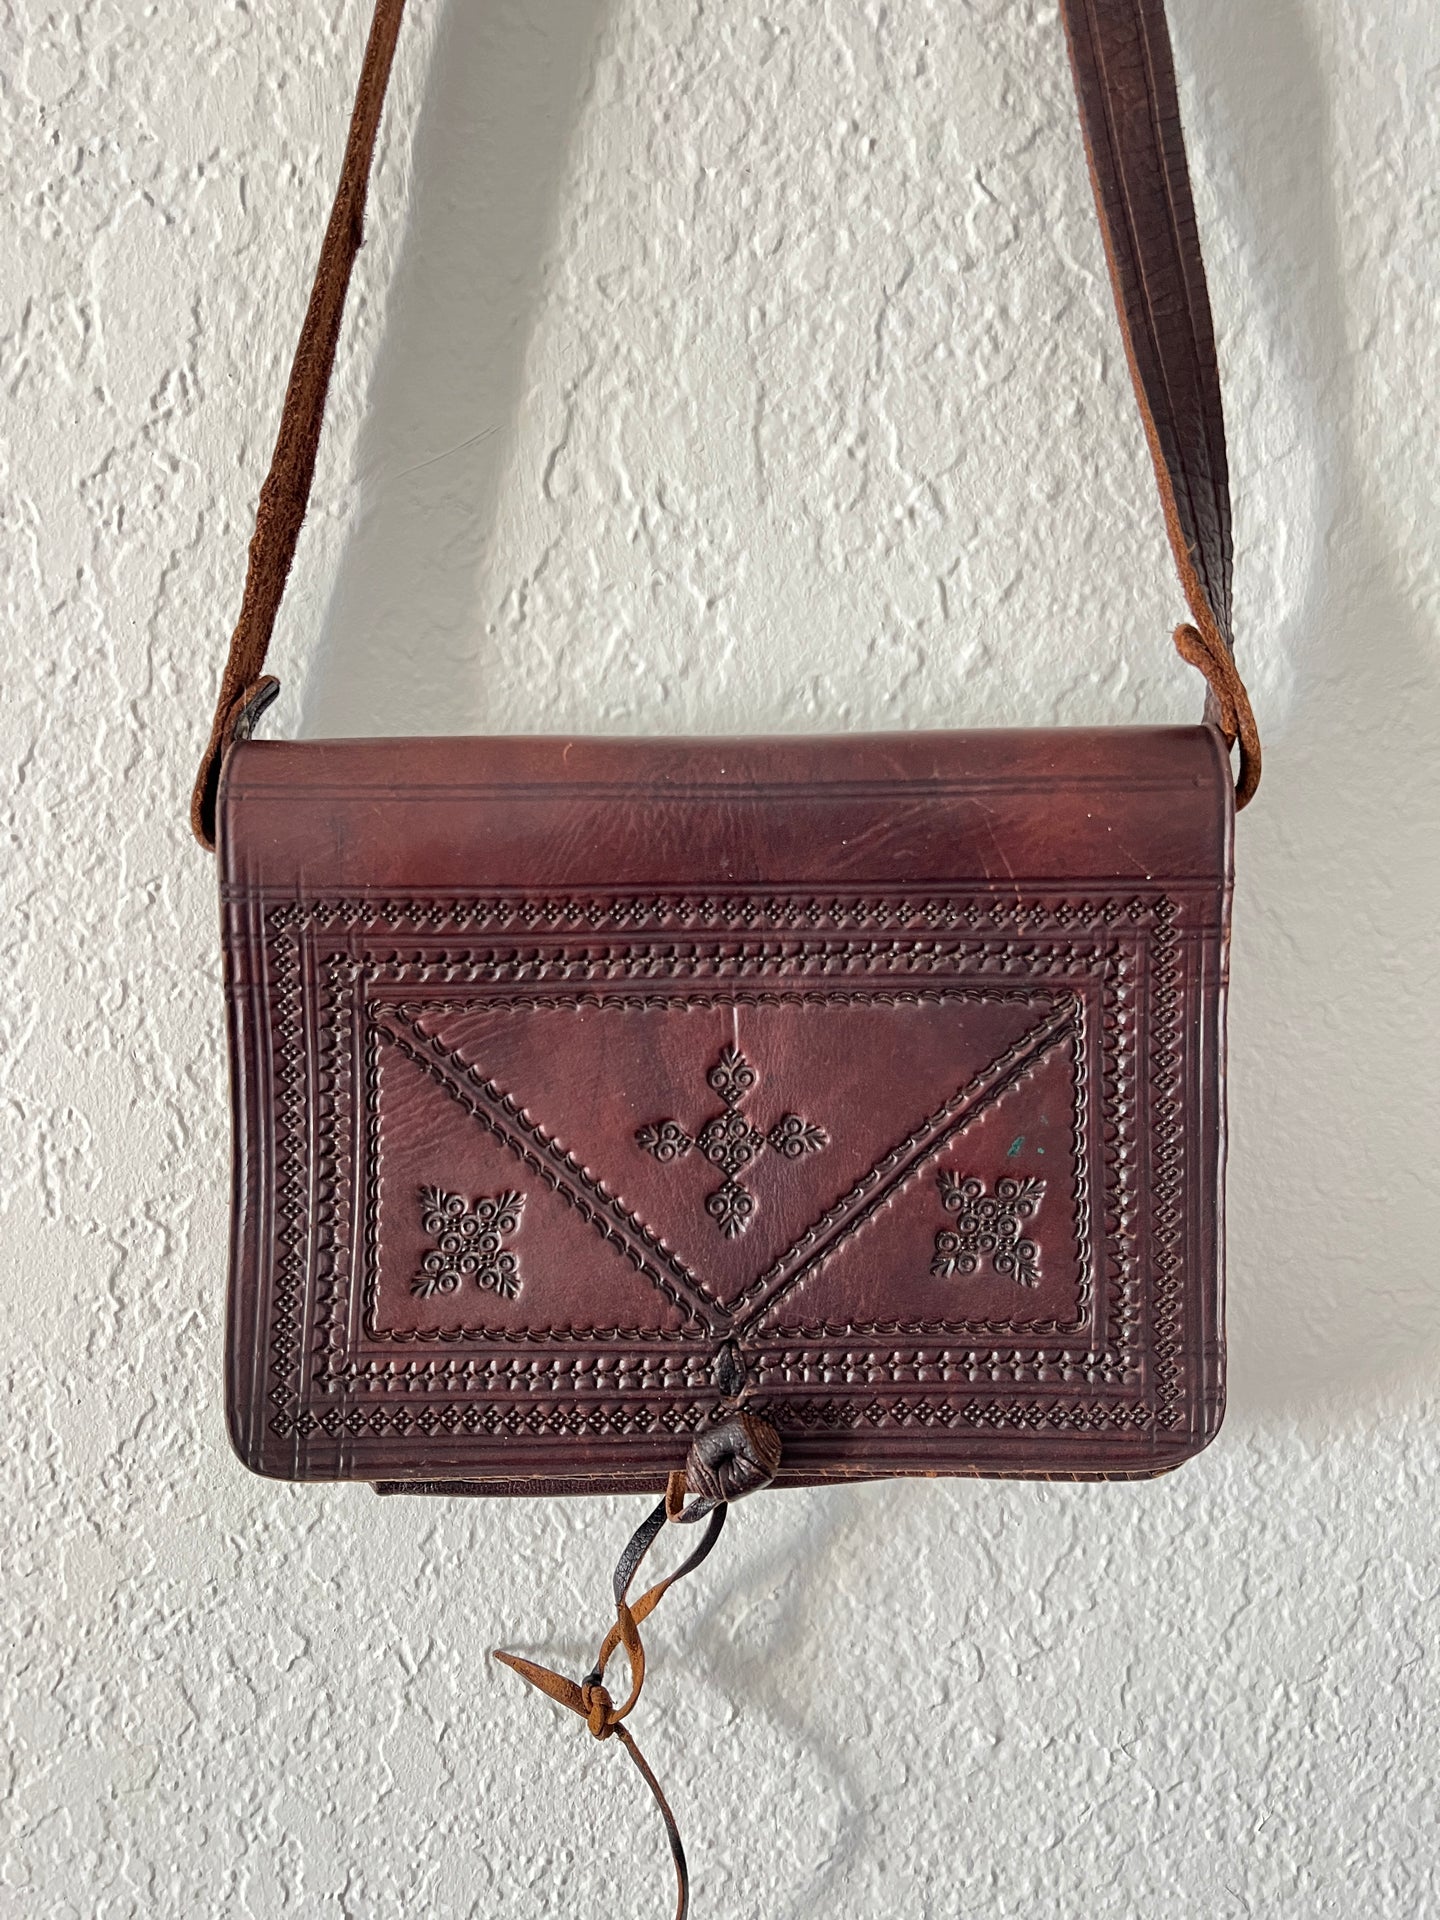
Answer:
[194,1,1259,1906]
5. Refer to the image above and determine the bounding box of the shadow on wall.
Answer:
[302,0,1440,1425]
[300,0,614,739]
[1180,0,1440,1423]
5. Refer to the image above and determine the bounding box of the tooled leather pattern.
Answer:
[234,887,1205,1477]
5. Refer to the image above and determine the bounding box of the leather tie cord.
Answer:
[493,1414,783,1920]
[190,0,1261,850]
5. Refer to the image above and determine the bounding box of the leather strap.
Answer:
[1060,0,1259,804]
[190,0,1259,848]
[493,1414,782,1919]
[494,1503,726,1920]
[190,0,408,847]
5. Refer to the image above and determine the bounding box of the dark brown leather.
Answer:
[219,726,1232,1487]
[1065,0,1233,645]
[1061,0,1259,802]
[190,0,1259,846]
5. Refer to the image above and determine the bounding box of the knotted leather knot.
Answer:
[673,1412,783,1520]
[580,1678,618,1740]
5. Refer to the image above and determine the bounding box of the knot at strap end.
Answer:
[494,1420,779,1917]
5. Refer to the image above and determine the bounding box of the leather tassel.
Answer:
[494,1414,782,1918]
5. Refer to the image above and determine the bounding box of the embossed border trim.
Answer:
[296,931,1133,1388]
[252,890,1186,1450]
[264,1390,1158,1450]
[262,887,1187,939]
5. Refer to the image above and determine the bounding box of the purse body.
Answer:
[202,0,1259,1493]
[220,724,1232,1489]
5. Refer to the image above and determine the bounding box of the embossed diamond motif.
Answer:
[636,1044,828,1239]
[695,1108,768,1177]
[930,1173,1045,1287]
[413,1186,526,1299]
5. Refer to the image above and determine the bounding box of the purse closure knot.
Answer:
[671,1412,782,1522]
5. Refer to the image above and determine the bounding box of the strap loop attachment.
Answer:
[1173,623,1262,807]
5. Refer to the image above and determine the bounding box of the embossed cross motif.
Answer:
[636,1044,828,1237]
[930,1173,1045,1287]
[412,1186,526,1299]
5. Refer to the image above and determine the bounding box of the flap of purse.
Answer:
[218,727,1232,1487]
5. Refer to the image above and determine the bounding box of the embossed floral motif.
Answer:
[413,1186,525,1299]
[706,1179,756,1237]
[706,1046,757,1108]
[635,1119,692,1164]
[931,1173,1045,1287]
[695,1108,768,1177]
[636,1044,828,1238]
[767,1113,828,1159]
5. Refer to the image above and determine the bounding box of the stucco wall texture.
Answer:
[4,2,1437,1914]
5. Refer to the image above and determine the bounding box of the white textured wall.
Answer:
[4,1,1438,1913]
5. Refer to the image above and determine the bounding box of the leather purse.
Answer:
[195,0,1259,1499]
[194,6,1262,1902]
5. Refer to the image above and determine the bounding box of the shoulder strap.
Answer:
[189,0,1259,848]
[1061,0,1259,801]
